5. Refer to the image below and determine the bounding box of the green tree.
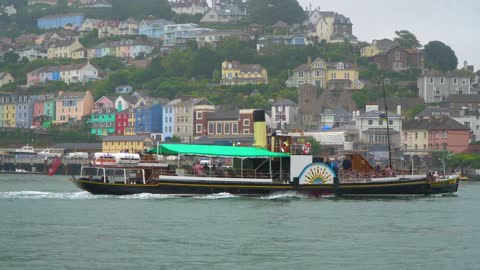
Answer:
[112,0,173,20]
[394,30,421,49]
[424,41,458,72]
[247,0,305,25]
[3,51,19,64]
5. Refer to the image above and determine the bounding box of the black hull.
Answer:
[72,178,459,197]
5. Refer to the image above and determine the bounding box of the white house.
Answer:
[271,99,298,130]
[15,46,48,61]
[171,0,209,15]
[354,104,403,147]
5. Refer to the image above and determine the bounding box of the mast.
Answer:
[381,73,393,168]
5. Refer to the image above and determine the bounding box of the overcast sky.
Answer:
[297,0,479,70]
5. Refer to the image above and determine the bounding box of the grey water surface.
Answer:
[0,175,478,270]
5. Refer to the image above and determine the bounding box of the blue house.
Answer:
[162,99,180,141]
[135,104,163,134]
[37,13,84,29]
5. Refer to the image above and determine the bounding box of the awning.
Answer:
[148,144,289,158]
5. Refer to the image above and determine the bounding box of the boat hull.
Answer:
[72,178,459,197]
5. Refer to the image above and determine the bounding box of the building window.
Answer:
[208,123,214,134]
[196,112,202,120]
[368,120,373,125]
[243,119,250,126]
[331,73,336,79]
[216,122,223,134]
[298,71,304,78]
[225,122,231,134]
[389,120,393,125]
[440,77,444,84]
[395,51,401,61]
[429,77,434,84]
[232,122,238,134]
[243,129,250,134]
[378,120,383,125]
[344,73,350,79]
[196,124,202,133]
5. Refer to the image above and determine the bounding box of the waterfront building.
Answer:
[101,135,153,153]
[0,95,16,128]
[134,104,164,134]
[271,99,298,130]
[32,94,56,128]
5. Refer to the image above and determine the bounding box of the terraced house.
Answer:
[89,96,116,136]
[46,39,83,59]
[0,95,16,128]
[55,90,94,124]
[27,62,100,86]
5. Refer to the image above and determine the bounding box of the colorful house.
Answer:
[55,90,94,124]
[0,95,16,128]
[163,99,181,141]
[98,20,120,38]
[16,95,37,128]
[115,108,130,135]
[134,104,164,134]
[220,60,268,86]
[89,96,116,136]
[32,94,56,128]
[27,62,99,86]
[102,135,153,153]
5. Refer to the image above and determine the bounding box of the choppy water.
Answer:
[0,175,479,270]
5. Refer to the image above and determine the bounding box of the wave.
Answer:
[0,191,104,200]
[259,191,310,200]
[193,192,238,200]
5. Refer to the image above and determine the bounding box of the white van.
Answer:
[65,152,89,159]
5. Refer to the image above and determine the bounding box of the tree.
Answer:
[3,51,19,64]
[424,41,458,72]
[394,30,421,49]
[247,0,305,26]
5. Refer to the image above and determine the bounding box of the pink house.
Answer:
[55,90,94,123]
[93,96,115,113]
[428,118,470,153]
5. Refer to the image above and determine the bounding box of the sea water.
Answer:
[0,175,479,270]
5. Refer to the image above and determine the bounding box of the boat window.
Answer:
[82,167,104,177]
[105,169,126,183]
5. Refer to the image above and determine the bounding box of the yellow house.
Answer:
[102,135,153,153]
[47,39,83,59]
[360,39,399,57]
[326,62,363,90]
[0,72,15,87]
[124,109,136,135]
[221,60,268,86]
[1,101,17,128]
[403,120,429,156]
[71,48,88,59]
[360,45,381,57]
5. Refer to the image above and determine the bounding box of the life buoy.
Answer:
[302,143,311,154]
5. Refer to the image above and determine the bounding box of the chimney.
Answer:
[307,56,312,65]
[397,105,401,116]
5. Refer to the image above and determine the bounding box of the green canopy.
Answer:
[148,144,289,158]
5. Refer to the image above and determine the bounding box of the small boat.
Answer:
[14,145,36,155]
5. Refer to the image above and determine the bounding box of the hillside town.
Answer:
[1,0,479,171]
